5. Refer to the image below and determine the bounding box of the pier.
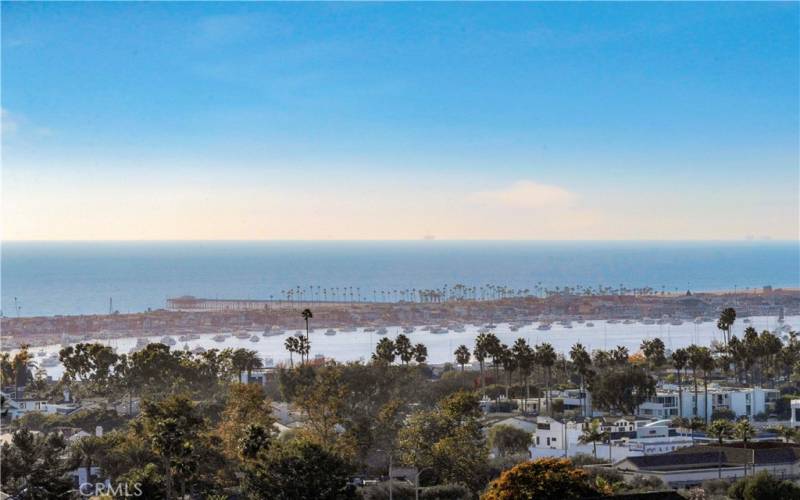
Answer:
[165,295,369,311]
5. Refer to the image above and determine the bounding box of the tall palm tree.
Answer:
[474,334,490,397]
[485,334,502,388]
[536,343,557,415]
[687,345,703,417]
[297,336,310,365]
[671,348,689,418]
[454,345,471,371]
[499,344,516,401]
[697,347,716,424]
[513,338,534,412]
[570,343,592,417]
[300,308,313,362]
[717,307,737,345]
[301,308,313,342]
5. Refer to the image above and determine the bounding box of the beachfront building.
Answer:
[637,386,779,421]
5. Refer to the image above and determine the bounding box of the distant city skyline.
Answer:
[2,2,798,241]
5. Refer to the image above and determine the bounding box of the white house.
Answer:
[790,399,800,429]
[638,386,778,421]
[532,416,584,451]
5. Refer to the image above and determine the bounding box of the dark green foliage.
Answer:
[728,471,800,500]
[0,428,76,498]
[359,482,470,500]
[487,425,531,457]
[242,440,356,500]
[710,407,736,421]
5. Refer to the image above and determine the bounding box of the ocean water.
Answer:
[1,241,798,317]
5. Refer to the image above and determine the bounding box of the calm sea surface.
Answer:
[1,241,798,317]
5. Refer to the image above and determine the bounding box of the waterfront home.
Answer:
[638,385,779,421]
[1,390,80,420]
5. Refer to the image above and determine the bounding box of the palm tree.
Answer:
[454,345,471,371]
[717,307,737,345]
[413,343,428,364]
[373,338,396,364]
[579,419,609,459]
[536,343,557,415]
[570,343,592,417]
[499,344,516,401]
[688,417,706,445]
[301,308,313,343]
[687,345,703,417]
[485,334,502,388]
[700,349,716,424]
[735,419,756,476]
[708,419,734,445]
[72,435,104,485]
[735,419,756,449]
[243,350,263,380]
[474,333,490,397]
[707,419,734,478]
[394,334,414,365]
[513,338,534,412]
[297,336,310,365]
[770,425,798,443]
[284,337,299,368]
[671,348,689,418]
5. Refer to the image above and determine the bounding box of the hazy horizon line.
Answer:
[2,238,798,244]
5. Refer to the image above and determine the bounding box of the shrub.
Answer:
[488,425,532,457]
[482,458,598,500]
[700,479,730,496]
[420,484,471,500]
[710,408,736,421]
[626,474,664,492]
[728,471,800,500]
[570,453,608,466]
[486,400,518,413]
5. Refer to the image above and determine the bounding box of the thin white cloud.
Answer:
[470,180,576,209]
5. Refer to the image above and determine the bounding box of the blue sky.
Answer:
[2,2,798,240]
